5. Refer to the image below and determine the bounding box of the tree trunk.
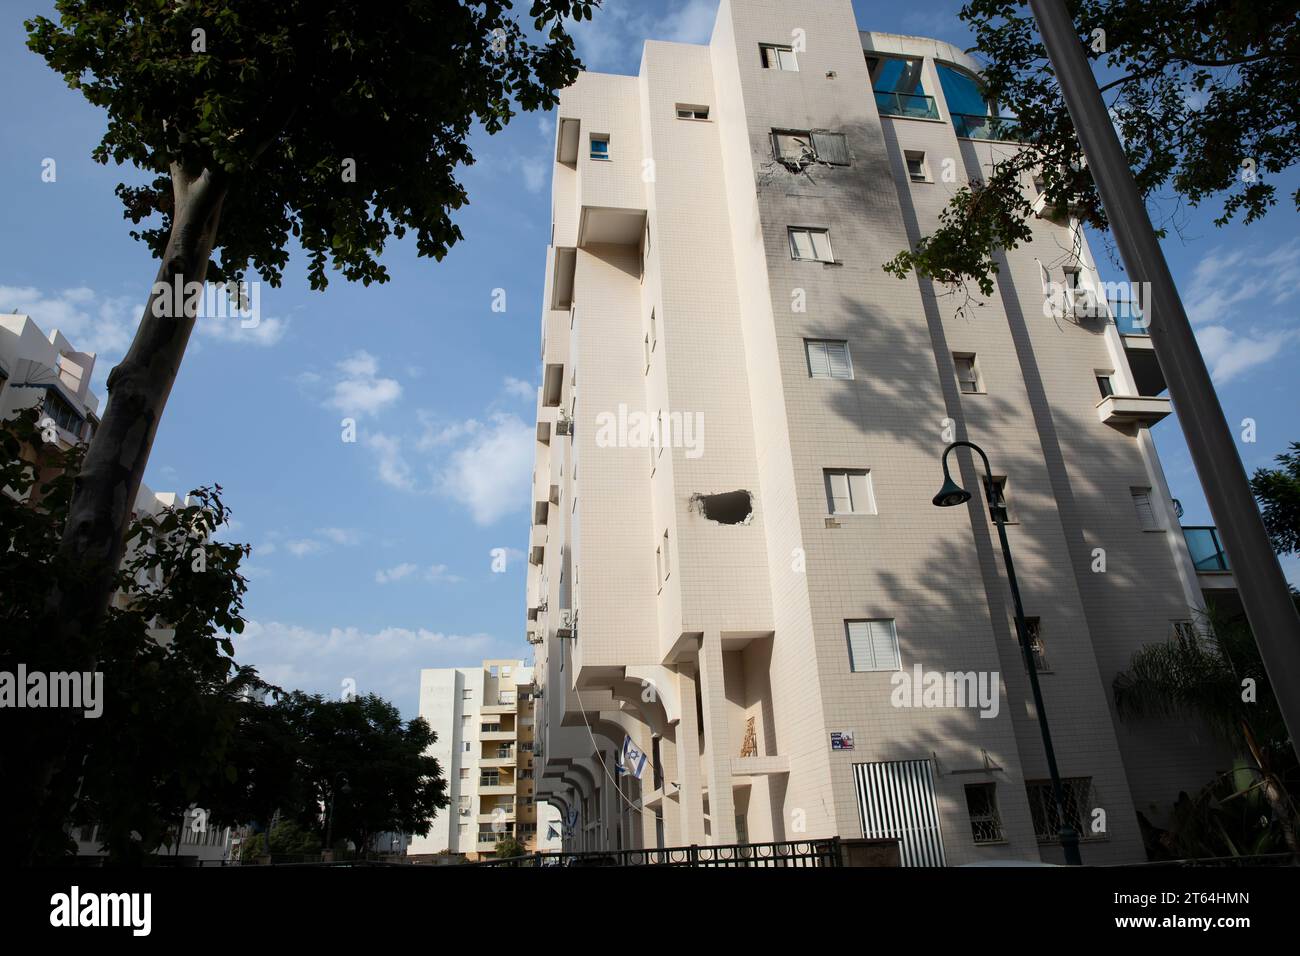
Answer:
[18,164,228,865]
[1240,720,1298,854]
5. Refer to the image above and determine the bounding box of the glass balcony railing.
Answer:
[951,112,1021,141]
[1108,297,1149,335]
[874,89,939,120]
[1183,526,1231,572]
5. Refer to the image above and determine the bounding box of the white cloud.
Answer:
[234,619,493,716]
[375,562,418,584]
[568,0,718,72]
[365,431,415,491]
[285,538,324,557]
[318,527,361,546]
[1195,324,1299,384]
[503,376,536,401]
[327,350,402,417]
[197,314,288,346]
[435,412,535,525]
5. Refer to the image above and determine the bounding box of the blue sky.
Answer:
[2,0,1296,717]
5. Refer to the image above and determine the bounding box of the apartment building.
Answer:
[406,660,550,860]
[525,0,1236,865]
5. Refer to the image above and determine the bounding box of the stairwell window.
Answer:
[590,134,610,161]
[805,339,852,379]
[824,469,876,515]
[1131,486,1160,531]
[760,44,798,71]
[846,619,901,672]
[1096,371,1115,398]
[905,150,930,182]
[954,353,982,393]
[789,227,834,262]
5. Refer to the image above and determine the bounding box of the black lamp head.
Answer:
[932,476,972,508]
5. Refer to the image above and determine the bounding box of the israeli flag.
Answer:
[620,735,648,780]
[546,824,559,841]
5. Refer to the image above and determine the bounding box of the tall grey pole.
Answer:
[1027,0,1300,762]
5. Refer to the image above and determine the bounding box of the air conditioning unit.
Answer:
[555,411,574,437]
[556,609,577,640]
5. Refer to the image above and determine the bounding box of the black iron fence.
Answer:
[466,837,842,868]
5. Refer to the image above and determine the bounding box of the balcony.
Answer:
[1109,298,1166,396]
[874,90,939,120]
[1184,526,1230,573]
[1096,394,1172,428]
[951,112,1021,141]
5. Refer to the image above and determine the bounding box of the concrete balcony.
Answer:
[477,811,515,824]
[480,755,517,769]
[480,702,517,715]
[479,783,517,796]
[479,729,516,741]
[1096,394,1172,428]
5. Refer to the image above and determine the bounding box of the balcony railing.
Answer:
[951,112,1021,141]
[1108,297,1149,335]
[874,90,939,120]
[1184,526,1231,572]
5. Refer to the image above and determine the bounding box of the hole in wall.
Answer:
[689,490,754,525]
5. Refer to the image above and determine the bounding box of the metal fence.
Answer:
[466,837,842,868]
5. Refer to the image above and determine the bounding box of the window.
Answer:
[788,227,834,262]
[983,476,1013,523]
[805,339,852,379]
[462,689,472,700]
[590,134,610,161]
[954,354,982,393]
[905,150,929,182]
[824,469,876,515]
[40,387,84,435]
[773,129,813,163]
[760,44,798,71]
[846,619,901,672]
[676,104,710,120]
[459,795,471,809]
[1063,267,1081,291]
[481,771,500,786]
[649,308,656,350]
[662,530,671,579]
[1025,777,1096,843]
[1095,372,1114,398]
[644,334,651,373]
[866,56,925,95]
[459,768,470,780]
[964,783,1005,843]
[1131,487,1160,530]
[771,129,849,166]
[464,741,472,752]
[656,545,664,592]
[1022,617,1049,672]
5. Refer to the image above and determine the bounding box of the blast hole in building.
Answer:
[690,490,753,525]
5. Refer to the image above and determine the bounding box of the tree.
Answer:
[1251,442,1300,558]
[884,0,1300,296]
[239,819,321,862]
[23,0,598,686]
[1113,602,1300,853]
[281,692,447,854]
[0,407,263,864]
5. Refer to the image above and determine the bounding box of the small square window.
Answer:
[1095,372,1114,398]
[773,129,814,163]
[805,339,852,379]
[846,619,900,672]
[1131,487,1160,530]
[760,44,799,71]
[676,104,710,120]
[965,783,1005,843]
[590,134,610,161]
[824,469,876,515]
[789,227,834,262]
[904,150,929,182]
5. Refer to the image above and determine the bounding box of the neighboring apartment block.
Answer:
[525,0,1236,865]
[407,660,550,860]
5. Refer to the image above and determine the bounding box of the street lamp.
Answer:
[933,440,1083,866]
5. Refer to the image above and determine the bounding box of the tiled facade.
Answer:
[527,0,1232,865]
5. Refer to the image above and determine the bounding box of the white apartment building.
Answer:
[407,660,554,860]
[526,0,1235,866]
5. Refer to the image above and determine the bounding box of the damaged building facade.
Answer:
[524,0,1233,864]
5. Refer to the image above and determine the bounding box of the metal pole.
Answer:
[945,442,1083,864]
[1027,0,1300,762]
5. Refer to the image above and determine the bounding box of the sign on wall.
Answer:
[830,731,855,751]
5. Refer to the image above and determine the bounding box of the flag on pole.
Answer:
[620,734,648,780]
[546,825,559,840]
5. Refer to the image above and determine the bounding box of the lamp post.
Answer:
[324,772,350,856]
[933,440,1082,865]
